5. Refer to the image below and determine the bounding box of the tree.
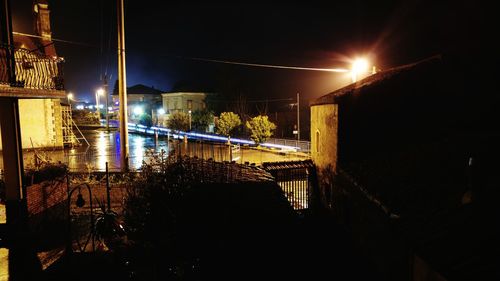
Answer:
[139,113,153,127]
[191,109,214,132]
[167,112,190,132]
[246,115,276,145]
[216,112,241,140]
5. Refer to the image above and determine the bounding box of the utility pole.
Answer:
[117,0,129,172]
[297,92,300,141]
[104,74,109,131]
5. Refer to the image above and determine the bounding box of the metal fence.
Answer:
[263,160,315,210]
[265,138,310,153]
[0,44,64,90]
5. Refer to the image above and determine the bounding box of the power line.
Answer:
[187,56,349,73]
[13,32,97,48]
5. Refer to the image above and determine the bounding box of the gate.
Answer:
[263,160,316,211]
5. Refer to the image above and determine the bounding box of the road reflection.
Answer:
[0,129,309,172]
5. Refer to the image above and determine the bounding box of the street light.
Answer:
[133,106,143,116]
[157,108,165,126]
[67,92,73,105]
[188,110,192,131]
[351,58,369,82]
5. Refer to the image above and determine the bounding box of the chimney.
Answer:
[33,0,56,56]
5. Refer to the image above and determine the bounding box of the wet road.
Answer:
[0,129,309,172]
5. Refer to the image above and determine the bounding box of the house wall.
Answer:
[310,104,338,172]
[310,104,338,207]
[0,99,63,150]
[162,92,206,114]
[112,94,162,118]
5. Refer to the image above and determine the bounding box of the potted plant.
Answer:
[93,198,126,251]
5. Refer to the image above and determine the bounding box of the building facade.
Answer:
[0,99,63,150]
[161,92,206,114]
[0,0,64,150]
[112,84,163,119]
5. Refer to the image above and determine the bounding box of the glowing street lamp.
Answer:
[188,110,192,131]
[133,106,143,116]
[351,58,369,82]
[67,92,73,105]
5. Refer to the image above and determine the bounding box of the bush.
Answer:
[123,151,200,252]
[139,113,153,127]
[24,162,68,185]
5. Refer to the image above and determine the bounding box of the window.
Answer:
[187,100,193,110]
[316,130,320,153]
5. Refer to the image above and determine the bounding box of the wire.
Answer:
[187,56,349,73]
[13,32,97,48]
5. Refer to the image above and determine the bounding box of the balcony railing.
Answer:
[0,44,64,91]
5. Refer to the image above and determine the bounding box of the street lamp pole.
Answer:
[104,75,109,131]
[297,92,300,141]
[95,91,100,119]
[188,110,192,131]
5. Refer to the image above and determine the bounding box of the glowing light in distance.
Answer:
[157,108,166,115]
[133,106,143,115]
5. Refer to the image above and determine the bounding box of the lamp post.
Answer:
[188,110,192,131]
[96,88,104,120]
[296,92,300,141]
[157,108,165,126]
[103,75,109,131]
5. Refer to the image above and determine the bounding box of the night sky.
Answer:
[10,1,491,104]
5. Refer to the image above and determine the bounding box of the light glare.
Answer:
[133,106,143,115]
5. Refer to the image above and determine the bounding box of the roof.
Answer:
[311,55,443,106]
[112,84,163,96]
[162,91,208,96]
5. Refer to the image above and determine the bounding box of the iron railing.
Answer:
[263,160,315,210]
[0,44,64,90]
[266,138,311,153]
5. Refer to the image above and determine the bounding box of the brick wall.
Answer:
[26,179,67,216]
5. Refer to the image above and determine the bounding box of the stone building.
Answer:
[310,55,499,280]
[112,84,163,117]
[1,0,66,276]
[0,0,64,150]
[161,91,207,114]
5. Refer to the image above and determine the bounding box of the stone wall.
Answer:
[310,104,338,207]
[310,104,337,172]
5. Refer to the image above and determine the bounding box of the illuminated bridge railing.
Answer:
[0,45,64,91]
[127,123,306,151]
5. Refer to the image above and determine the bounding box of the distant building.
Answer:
[112,84,163,120]
[161,92,207,114]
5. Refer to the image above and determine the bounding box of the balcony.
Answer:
[0,44,65,98]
